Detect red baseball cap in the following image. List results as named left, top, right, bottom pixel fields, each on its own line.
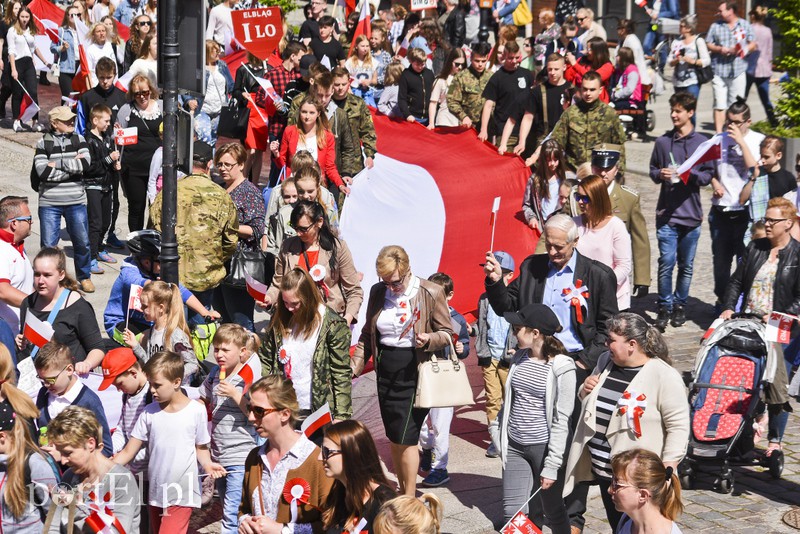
left=99, top=347, right=138, bottom=391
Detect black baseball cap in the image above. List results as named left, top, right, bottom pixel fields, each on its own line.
left=504, top=304, right=563, bottom=336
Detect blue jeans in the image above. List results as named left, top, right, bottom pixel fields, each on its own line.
left=216, top=464, right=245, bottom=534
left=745, top=74, right=776, bottom=125
left=657, top=223, right=701, bottom=310
left=675, top=85, right=700, bottom=125
left=214, top=284, right=255, bottom=332
left=187, top=288, right=215, bottom=327
left=39, top=203, right=92, bottom=281
left=708, top=207, right=750, bottom=301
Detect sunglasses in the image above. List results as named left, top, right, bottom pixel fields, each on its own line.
left=321, top=446, right=342, bottom=461
left=381, top=275, right=406, bottom=289
left=574, top=193, right=591, bottom=204
left=610, top=478, right=635, bottom=492
left=138, top=20, right=152, bottom=26
left=8, top=216, right=32, bottom=223
left=763, top=217, right=789, bottom=225
left=453, top=61, right=466, bottom=67
left=290, top=222, right=315, bottom=234
left=246, top=404, right=281, bottom=418
left=577, top=17, right=586, bottom=22
left=133, top=90, right=151, bottom=98
left=39, top=365, right=70, bottom=386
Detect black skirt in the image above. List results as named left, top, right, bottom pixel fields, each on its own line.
left=376, top=344, right=428, bottom=445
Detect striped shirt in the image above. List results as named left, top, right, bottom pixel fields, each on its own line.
left=201, top=368, right=257, bottom=466
left=33, top=133, right=91, bottom=207
left=508, top=356, right=552, bottom=445
left=111, top=384, right=150, bottom=476
left=587, top=364, right=643, bottom=479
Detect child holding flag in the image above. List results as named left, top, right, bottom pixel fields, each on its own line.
left=199, top=324, right=258, bottom=534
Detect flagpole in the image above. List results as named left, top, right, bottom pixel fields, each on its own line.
left=498, top=487, right=542, bottom=533
left=14, top=78, right=35, bottom=101
left=33, top=14, right=63, bottom=45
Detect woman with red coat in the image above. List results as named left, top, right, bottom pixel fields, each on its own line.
left=565, top=37, right=613, bottom=103
left=269, top=96, right=348, bottom=195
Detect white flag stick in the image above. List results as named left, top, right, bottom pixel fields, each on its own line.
left=490, top=196, right=501, bottom=252
left=498, top=486, right=542, bottom=534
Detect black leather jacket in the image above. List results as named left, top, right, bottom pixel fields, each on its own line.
left=723, top=237, right=800, bottom=318
left=443, top=7, right=466, bottom=48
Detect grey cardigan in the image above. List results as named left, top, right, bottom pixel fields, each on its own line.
left=489, top=351, right=576, bottom=480
left=475, top=293, right=517, bottom=362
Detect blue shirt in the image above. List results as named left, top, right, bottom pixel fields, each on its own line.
left=542, top=252, right=584, bottom=352
left=486, top=305, right=510, bottom=361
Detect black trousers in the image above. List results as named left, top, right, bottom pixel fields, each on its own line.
left=86, top=188, right=112, bottom=258
left=11, top=57, right=38, bottom=122
left=565, top=363, right=591, bottom=530
left=120, top=168, right=148, bottom=231
left=58, top=71, right=75, bottom=99
left=107, top=171, right=121, bottom=241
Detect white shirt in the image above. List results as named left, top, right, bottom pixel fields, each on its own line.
left=6, top=28, right=36, bottom=60
left=132, top=400, right=211, bottom=508
left=297, top=132, right=319, bottom=162
left=715, top=129, right=765, bottom=208
left=376, top=275, right=421, bottom=348
left=206, top=3, right=234, bottom=46
left=280, top=305, right=325, bottom=410
left=202, top=67, right=228, bottom=115
left=128, top=57, right=158, bottom=85
left=86, top=41, right=117, bottom=85
left=47, top=380, right=84, bottom=420
left=0, top=240, right=33, bottom=332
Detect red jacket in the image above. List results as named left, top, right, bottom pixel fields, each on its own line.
left=278, top=125, right=343, bottom=188
left=565, top=59, right=613, bottom=103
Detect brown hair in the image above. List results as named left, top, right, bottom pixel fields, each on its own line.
left=383, top=60, right=405, bottom=86
left=13, top=7, right=37, bottom=35
left=0, top=195, right=28, bottom=230
left=61, top=4, right=79, bottom=27
left=749, top=5, right=767, bottom=22
left=137, top=33, right=156, bottom=60
left=585, top=37, right=610, bottom=70
left=616, top=46, right=635, bottom=71
left=3, top=1, right=22, bottom=26
left=215, top=142, right=248, bottom=166
left=607, top=312, right=671, bottom=364
left=407, top=47, right=427, bottom=63
left=128, top=14, right=153, bottom=57
left=534, top=139, right=568, bottom=201
left=611, top=448, right=683, bottom=520
left=375, top=245, right=410, bottom=279
left=33, top=341, right=74, bottom=371
left=538, top=8, right=555, bottom=26
left=143, top=350, right=185, bottom=383
left=295, top=96, right=330, bottom=148
left=579, top=175, right=612, bottom=227
left=322, top=420, right=392, bottom=529
left=248, top=375, right=300, bottom=426
left=373, top=494, right=443, bottom=534
left=761, top=135, right=784, bottom=155
left=290, top=151, right=319, bottom=174
left=33, top=247, right=80, bottom=292
left=270, top=268, right=324, bottom=339
left=48, top=405, right=103, bottom=449
left=213, top=323, right=252, bottom=350
left=89, top=103, right=112, bottom=124
left=127, top=73, right=159, bottom=101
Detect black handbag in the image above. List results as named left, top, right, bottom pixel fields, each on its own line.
left=224, top=247, right=267, bottom=288
left=217, top=99, right=250, bottom=140
left=694, top=38, right=714, bottom=85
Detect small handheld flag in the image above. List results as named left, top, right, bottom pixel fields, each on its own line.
left=301, top=403, right=333, bottom=437
left=24, top=312, right=54, bottom=349
left=490, top=196, right=501, bottom=251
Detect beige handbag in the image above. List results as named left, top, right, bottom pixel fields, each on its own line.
left=415, top=338, right=474, bottom=408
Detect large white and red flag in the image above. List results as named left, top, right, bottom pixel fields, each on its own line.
left=23, top=312, right=54, bottom=349
left=71, top=17, right=93, bottom=94
left=341, top=112, right=535, bottom=340
left=351, top=0, right=371, bottom=42
left=676, top=133, right=724, bottom=184
left=18, top=83, right=40, bottom=123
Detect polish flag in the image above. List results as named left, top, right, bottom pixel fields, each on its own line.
left=489, top=196, right=500, bottom=226
left=34, top=15, right=60, bottom=44
left=19, top=89, right=40, bottom=124
left=502, top=512, right=542, bottom=534
left=127, top=284, right=143, bottom=313
left=71, top=17, right=93, bottom=94
left=301, top=403, right=333, bottom=437
left=733, top=26, right=748, bottom=57
left=766, top=312, right=796, bottom=344
left=634, top=0, right=647, bottom=7
left=702, top=318, right=724, bottom=340
left=234, top=353, right=261, bottom=394
left=397, top=34, right=410, bottom=57
left=23, top=312, right=54, bottom=349
left=253, top=75, right=282, bottom=105
left=114, top=69, right=135, bottom=93
left=245, top=92, right=269, bottom=152
left=245, top=272, right=268, bottom=303
left=341, top=112, right=534, bottom=332
left=676, top=133, right=724, bottom=185
left=351, top=0, right=371, bottom=43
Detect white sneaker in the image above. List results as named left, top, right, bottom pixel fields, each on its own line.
left=12, top=120, right=22, bottom=132
left=32, top=122, right=45, bottom=132
left=486, top=443, right=499, bottom=458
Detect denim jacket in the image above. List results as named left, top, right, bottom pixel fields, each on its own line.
left=51, top=27, right=78, bottom=74
left=494, top=0, right=521, bottom=26
left=114, top=0, right=143, bottom=27
left=182, top=60, right=234, bottom=111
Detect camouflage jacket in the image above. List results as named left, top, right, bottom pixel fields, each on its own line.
left=333, top=94, right=378, bottom=173
left=149, top=173, right=239, bottom=293
left=259, top=307, right=353, bottom=419
left=288, top=93, right=360, bottom=176
left=447, top=66, right=493, bottom=124
left=549, top=100, right=627, bottom=174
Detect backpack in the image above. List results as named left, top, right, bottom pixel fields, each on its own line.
left=24, top=450, right=62, bottom=522
left=29, top=133, right=82, bottom=192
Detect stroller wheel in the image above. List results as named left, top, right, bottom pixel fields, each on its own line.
left=715, top=476, right=734, bottom=494
left=646, top=110, right=656, bottom=132
left=679, top=472, right=694, bottom=490
left=768, top=450, right=784, bottom=479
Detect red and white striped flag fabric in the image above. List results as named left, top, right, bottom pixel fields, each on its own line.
left=23, top=312, right=54, bottom=349
left=634, top=0, right=647, bottom=7
left=676, top=133, right=724, bottom=184
left=19, top=89, right=40, bottom=123
left=397, top=34, right=410, bottom=57
left=301, top=403, right=333, bottom=437
left=489, top=196, right=500, bottom=226
left=71, top=18, right=93, bottom=94
left=234, top=353, right=260, bottom=394
left=245, top=272, right=268, bottom=303
left=351, top=0, right=371, bottom=43
left=115, top=69, right=135, bottom=93
left=127, top=284, right=143, bottom=313
left=34, top=15, right=60, bottom=44
left=245, top=92, right=269, bottom=151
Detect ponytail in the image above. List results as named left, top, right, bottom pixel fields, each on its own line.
left=643, top=325, right=671, bottom=365
left=374, top=493, right=443, bottom=534
left=611, top=449, right=684, bottom=522
left=660, top=465, right=683, bottom=521
left=607, top=312, right=671, bottom=364
left=141, top=281, right=190, bottom=351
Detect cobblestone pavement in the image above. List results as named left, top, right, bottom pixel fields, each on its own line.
left=0, top=73, right=796, bottom=534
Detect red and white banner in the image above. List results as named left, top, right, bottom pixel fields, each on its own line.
left=72, top=17, right=93, bottom=94
left=301, top=403, right=333, bottom=437
left=766, top=312, right=795, bottom=344
left=245, top=272, right=268, bottom=303
left=23, top=312, right=54, bottom=349
left=127, top=284, right=143, bottom=312
left=351, top=0, right=371, bottom=42
left=114, top=127, right=139, bottom=146
left=34, top=15, right=59, bottom=44
left=115, top=70, right=136, bottom=93
left=231, top=7, right=284, bottom=61
left=502, top=512, right=542, bottom=534
left=397, top=35, right=410, bottom=57
left=341, top=112, right=534, bottom=338
left=676, top=133, right=724, bottom=184
left=634, top=0, right=648, bottom=7
left=245, top=92, right=269, bottom=151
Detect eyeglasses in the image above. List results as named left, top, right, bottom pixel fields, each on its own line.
left=69, top=13, right=80, bottom=18
left=290, top=222, right=315, bottom=234
left=246, top=404, right=281, bottom=418
left=381, top=274, right=406, bottom=289
left=763, top=217, right=789, bottom=225
left=577, top=17, right=586, bottom=22
left=8, top=216, right=32, bottom=224
left=138, top=20, right=152, bottom=26
left=39, top=365, right=70, bottom=386
left=610, top=478, right=635, bottom=492
left=133, top=90, right=151, bottom=98
left=216, top=161, right=237, bottom=169
left=321, top=446, right=342, bottom=461
left=726, top=118, right=746, bottom=126
left=574, top=193, right=591, bottom=204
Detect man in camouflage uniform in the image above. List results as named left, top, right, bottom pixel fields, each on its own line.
left=149, top=141, right=238, bottom=313
left=447, top=41, right=492, bottom=128
left=549, top=71, right=627, bottom=173
left=331, top=66, right=378, bottom=175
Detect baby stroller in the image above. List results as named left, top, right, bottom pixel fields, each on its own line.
left=679, top=316, right=784, bottom=494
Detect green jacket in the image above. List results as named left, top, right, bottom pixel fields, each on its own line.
left=447, top=66, right=492, bottom=125
left=260, top=307, right=353, bottom=420
left=288, top=93, right=360, bottom=177
left=549, top=100, right=627, bottom=174
left=149, top=173, right=238, bottom=292
left=333, top=93, right=378, bottom=174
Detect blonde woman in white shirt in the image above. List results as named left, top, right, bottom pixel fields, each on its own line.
left=86, top=22, right=118, bottom=86
left=7, top=7, right=52, bottom=132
